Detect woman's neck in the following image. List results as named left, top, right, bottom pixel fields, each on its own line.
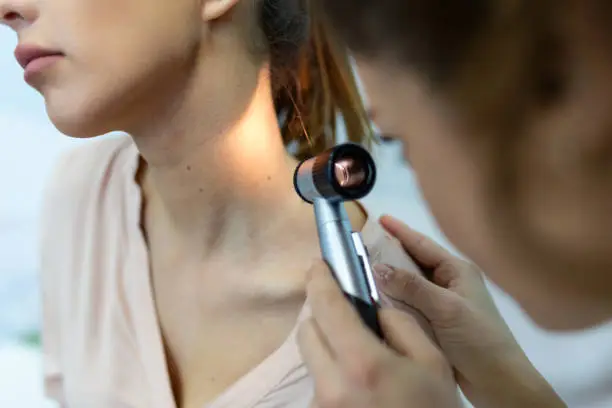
left=132, top=67, right=308, bottom=257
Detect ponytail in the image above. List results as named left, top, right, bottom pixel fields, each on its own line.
left=261, top=0, right=374, bottom=160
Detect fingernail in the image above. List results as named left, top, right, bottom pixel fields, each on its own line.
left=373, top=263, right=394, bottom=283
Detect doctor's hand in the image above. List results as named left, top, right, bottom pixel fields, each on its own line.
left=297, top=260, right=461, bottom=408
left=375, top=215, right=566, bottom=408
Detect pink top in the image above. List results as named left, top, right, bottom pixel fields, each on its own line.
left=39, top=135, right=426, bottom=408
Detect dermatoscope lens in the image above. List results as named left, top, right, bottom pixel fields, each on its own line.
left=293, top=143, right=376, bottom=203
left=334, top=158, right=366, bottom=188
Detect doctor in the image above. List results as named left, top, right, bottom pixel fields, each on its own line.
left=299, top=1, right=612, bottom=407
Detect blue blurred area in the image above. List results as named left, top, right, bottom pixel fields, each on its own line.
left=0, top=269, right=40, bottom=340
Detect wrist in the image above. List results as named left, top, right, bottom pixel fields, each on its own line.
left=488, top=355, right=566, bottom=408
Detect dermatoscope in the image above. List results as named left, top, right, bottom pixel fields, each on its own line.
left=293, top=143, right=382, bottom=338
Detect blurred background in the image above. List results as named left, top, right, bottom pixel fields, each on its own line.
left=2, top=28, right=612, bottom=407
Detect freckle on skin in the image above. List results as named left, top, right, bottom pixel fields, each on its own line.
left=267, top=175, right=271, bottom=181
left=186, top=165, right=191, bottom=171
left=199, top=188, right=204, bottom=193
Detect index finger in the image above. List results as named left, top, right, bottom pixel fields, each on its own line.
left=306, top=260, right=387, bottom=363
left=379, top=215, right=453, bottom=269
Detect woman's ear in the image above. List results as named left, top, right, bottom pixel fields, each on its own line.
left=202, top=0, right=240, bottom=21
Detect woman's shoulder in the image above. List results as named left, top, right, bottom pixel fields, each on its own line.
left=42, top=134, right=135, bottom=207
left=360, top=210, right=435, bottom=336
left=39, top=133, right=137, bottom=258
left=360, top=209, right=421, bottom=274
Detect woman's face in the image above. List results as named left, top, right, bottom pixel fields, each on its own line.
left=1, top=0, right=230, bottom=137
left=355, top=5, right=612, bottom=331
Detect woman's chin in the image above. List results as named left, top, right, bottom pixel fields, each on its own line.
left=46, top=109, right=113, bottom=139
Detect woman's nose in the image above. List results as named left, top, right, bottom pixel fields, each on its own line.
left=0, top=1, right=38, bottom=31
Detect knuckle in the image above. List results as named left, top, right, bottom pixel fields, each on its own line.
left=347, top=355, right=385, bottom=389
left=435, top=260, right=458, bottom=284
left=455, top=258, right=484, bottom=280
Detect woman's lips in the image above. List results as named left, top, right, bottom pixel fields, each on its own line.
left=14, top=44, right=64, bottom=83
